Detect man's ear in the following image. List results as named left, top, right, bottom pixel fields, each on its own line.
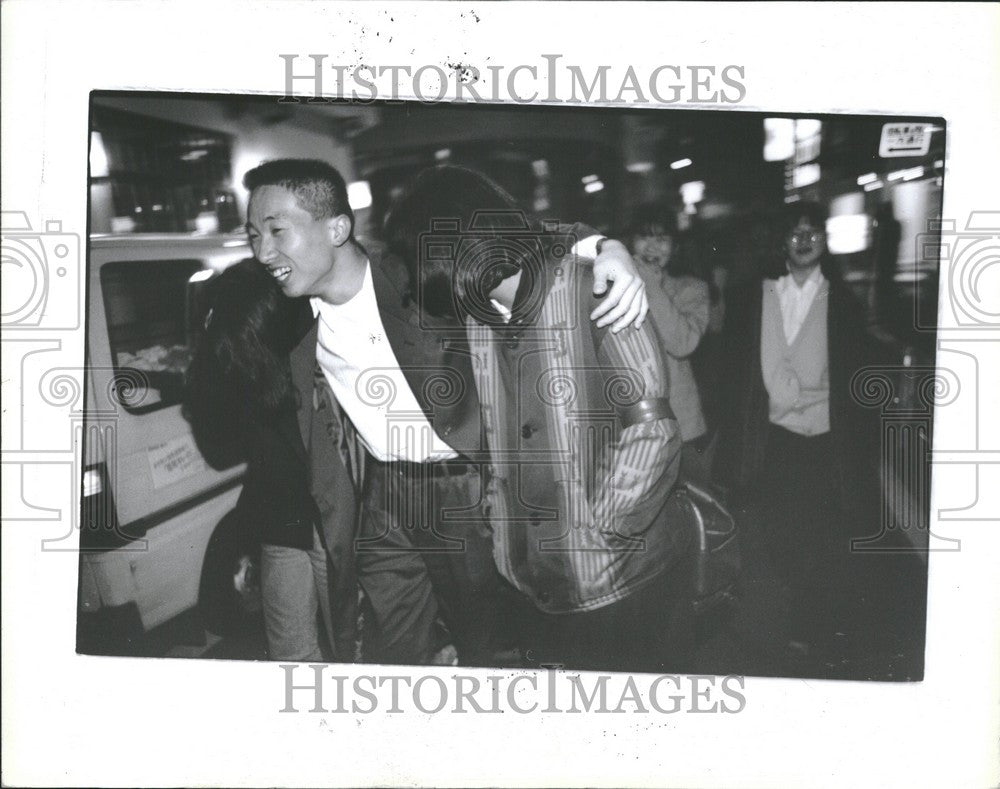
left=327, top=214, right=353, bottom=247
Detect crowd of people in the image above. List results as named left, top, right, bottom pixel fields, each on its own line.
left=184, top=158, right=893, bottom=675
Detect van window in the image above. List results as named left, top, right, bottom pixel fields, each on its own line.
left=100, top=259, right=215, bottom=414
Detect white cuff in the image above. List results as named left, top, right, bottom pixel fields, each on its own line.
left=571, top=234, right=605, bottom=260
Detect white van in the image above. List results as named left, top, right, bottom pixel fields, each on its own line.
left=78, top=232, right=255, bottom=655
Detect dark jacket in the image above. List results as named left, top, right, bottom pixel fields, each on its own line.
left=190, top=292, right=322, bottom=553
left=280, top=241, right=495, bottom=661
left=233, top=407, right=321, bottom=551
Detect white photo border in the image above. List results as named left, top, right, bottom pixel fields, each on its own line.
left=2, top=2, right=999, bottom=787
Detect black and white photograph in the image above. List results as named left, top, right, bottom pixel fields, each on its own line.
left=2, top=3, right=998, bottom=788
left=78, top=92, right=941, bottom=682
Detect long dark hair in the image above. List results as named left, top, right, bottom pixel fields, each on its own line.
left=383, top=165, right=534, bottom=322
left=184, top=259, right=301, bottom=468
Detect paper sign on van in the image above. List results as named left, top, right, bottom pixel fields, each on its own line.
left=879, top=123, right=932, bottom=158
left=147, top=435, right=205, bottom=489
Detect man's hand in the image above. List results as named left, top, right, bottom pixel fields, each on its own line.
left=589, top=239, right=649, bottom=332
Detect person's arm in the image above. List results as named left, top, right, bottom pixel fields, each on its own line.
left=568, top=227, right=649, bottom=333
left=588, top=320, right=683, bottom=535
left=643, top=272, right=710, bottom=358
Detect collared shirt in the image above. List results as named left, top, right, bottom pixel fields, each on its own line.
left=775, top=265, right=825, bottom=345
left=311, top=262, right=458, bottom=463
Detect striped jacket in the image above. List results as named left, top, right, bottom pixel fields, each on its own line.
left=467, top=255, right=688, bottom=614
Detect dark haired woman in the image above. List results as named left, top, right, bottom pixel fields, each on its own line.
left=185, top=259, right=341, bottom=662
left=629, top=205, right=712, bottom=483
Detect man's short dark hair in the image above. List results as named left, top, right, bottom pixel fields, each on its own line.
left=243, top=158, right=354, bottom=227
left=782, top=200, right=829, bottom=235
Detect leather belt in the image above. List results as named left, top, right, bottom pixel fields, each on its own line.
left=370, top=457, right=476, bottom=479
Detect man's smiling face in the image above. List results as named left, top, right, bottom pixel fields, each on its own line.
left=246, top=184, right=340, bottom=299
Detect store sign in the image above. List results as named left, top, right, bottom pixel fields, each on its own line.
left=879, top=123, right=932, bottom=158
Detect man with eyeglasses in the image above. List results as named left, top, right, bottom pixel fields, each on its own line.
left=713, top=200, right=882, bottom=670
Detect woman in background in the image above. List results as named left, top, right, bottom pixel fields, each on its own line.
left=184, top=259, right=338, bottom=662
left=630, top=205, right=712, bottom=483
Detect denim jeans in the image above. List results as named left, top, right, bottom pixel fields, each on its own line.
left=260, top=529, right=333, bottom=662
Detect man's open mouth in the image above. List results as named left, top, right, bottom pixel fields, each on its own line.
left=268, top=266, right=291, bottom=282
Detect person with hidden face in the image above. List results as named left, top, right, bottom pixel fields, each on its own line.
left=239, top=158, right=651, bottom=666
left=384, top=165, right=695, bottom=672
left=185, top=259, right=347, bottom=662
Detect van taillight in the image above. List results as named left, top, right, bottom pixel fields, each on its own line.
left=79, top=462, right=129, bottom=551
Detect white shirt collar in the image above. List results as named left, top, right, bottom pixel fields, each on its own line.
left=777, top=264, right=823, bottom=294
left=775, top=265, right=826, bottom=345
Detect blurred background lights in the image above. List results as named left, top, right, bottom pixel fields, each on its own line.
left=763, top=118, right=796, bottom=162
left=792, top=163, right=821, bottom=188
left=827, top=214, right=872, bottom=254
left=680, top=180, right=705, bottom=206
left=90, top=131, right=109, bottom=178
left=888, top=166, right=924, bottom=182
left=826, top=192, right=871, bottom=254
left=347, top=180, right=373, bottom=211
left=794, top=118, right=822, bottom=140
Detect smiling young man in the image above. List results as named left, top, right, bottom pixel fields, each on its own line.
left=242, top=158, right=650, bottom=665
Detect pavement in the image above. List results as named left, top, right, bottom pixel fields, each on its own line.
left=200, top=500, right=928, bottom=682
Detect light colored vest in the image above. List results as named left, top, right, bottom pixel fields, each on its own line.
left=760, top=280, right=831, bottom=436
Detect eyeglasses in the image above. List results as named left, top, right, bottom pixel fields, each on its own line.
left=790, top=229, right=825, bottom=241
